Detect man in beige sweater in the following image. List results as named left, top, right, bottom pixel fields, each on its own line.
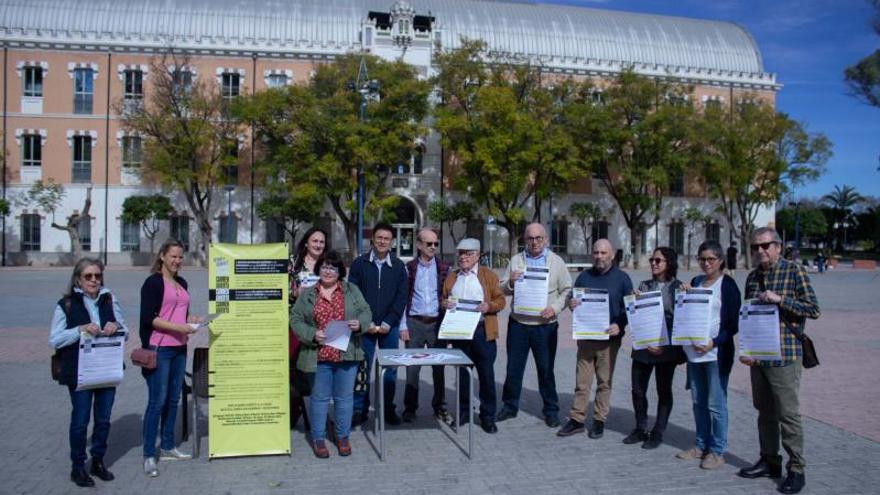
left=498, top=223, right=572, bottom=427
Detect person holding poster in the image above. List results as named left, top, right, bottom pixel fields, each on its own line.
left=348, top=222, right=408, bottom=426
left=499, top=223, right=571, bottom=428
left=441, top=238, right=506, bottom=434
left=49, top=258, right=127, bottom=487
left=290, top=251, right=372, bottom=458
left=676, top=240, right=741, bottom=471
left=140, top=239, right=203, bottom=477
left=738, top=228, right=820, bottom=495
left=624, top=247, right=685, bottom=450
left=288, top=227, right=328, bottom=429
left=558, top=239, right=632, bottom=440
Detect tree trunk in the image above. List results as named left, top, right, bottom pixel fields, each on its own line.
left=740, top=223, right=752, bottom=269
left=196, top=215, right=212, bottom=267
left=686, top=233, right=693, bottom=271
left=630, top=228, right=641, bottom=269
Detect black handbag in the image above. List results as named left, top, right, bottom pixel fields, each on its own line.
left=794, top=330, right=819, bottom=369
left=51, top=351, right=62, bottom=382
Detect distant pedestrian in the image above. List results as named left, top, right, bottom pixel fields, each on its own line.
left=815, top=251, right=825, bottom=274
left=726, top=242, right=738, bottom=277
left=50, top=258, right=127, bottom=487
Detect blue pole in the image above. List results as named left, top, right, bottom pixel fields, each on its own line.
left=356, top=97, right=366, bottom=255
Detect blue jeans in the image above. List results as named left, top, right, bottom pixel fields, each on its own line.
left=353, top=325, right=399, bottom=417
left=143, top=345, right=187, bottom=457
left=687, top=361, right=728, bottom=454
left=451, top=323, right=498, bottom=421
left=68, top=385, right=116, bottom=468
left=310, top=361, right=358, bottom=441
left=501, top=319, right=559, bottom=418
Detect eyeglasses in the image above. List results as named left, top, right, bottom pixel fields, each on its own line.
left=421, top=241, right=439, bottom=247
left=319, top=265, right=339, bottom=273
left=697, top=256, right=719, bottom=264
left=81, top=273, right=102, bottom=281
left=525, top=236, right=544, bottom=243
left=648, top=258, right=666, bottom=265
left=750, top=242, right=777, bottom=251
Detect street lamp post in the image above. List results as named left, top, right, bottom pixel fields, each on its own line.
left=348, top=57, right=380, bottom=256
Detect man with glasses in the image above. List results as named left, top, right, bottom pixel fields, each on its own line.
left=499, top=223, right=572, bottom=427
left=441, top=238, right=506, bottom=433
left=558, top=239, right=633, bottom=439
left=349, top=222, right=409, bottom=426
left=737, top=227, right=820, bottom=495
left=400, top=228, right=451, bottom=423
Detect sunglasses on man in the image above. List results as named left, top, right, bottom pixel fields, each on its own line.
left=750, top=242, right=777, bottom=251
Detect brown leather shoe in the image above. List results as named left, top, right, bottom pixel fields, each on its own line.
left=311, top=440, right=330, bottom=459
left=676, top=446, right=706, bottom=460
left=336, top=437, right=352, bottom=456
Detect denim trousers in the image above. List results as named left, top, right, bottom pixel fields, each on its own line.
left=450, top=323, right=497, bottom=421
left=353, top=325, right=399, bottom=417
left=687, top=360, right=728, bottom=454
left=143, top=345, right=187, bottom=457
left=310, top=361, right=358, bottom=441
left=67, top=385, right=116, bottom=468
left=501, top=319, right=559, bottom=418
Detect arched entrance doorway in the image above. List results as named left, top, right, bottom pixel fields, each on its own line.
left=391, top=197, right=419, bottom=259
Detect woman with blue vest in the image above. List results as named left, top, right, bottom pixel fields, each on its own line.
left=49, top=257, right=127, bottom=487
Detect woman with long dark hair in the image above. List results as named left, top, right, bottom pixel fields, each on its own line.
left=49, top=257, right=126, bottom=487
left=140, top=239, right=202, bottom=477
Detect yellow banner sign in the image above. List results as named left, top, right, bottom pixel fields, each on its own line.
left=208, top=243, right=290, bottom=458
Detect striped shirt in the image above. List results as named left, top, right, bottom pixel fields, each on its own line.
left=744, top=258, right=820, bottom=367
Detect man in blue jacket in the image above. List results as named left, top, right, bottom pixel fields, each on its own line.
left=349, top=222, right=409, bottom=425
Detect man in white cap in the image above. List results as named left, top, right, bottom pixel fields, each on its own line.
left=441, top=238, right=506, bottom=434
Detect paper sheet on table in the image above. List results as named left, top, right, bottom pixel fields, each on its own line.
left=383, top=351, right=462, bottom=366
left=625, top=291, right=668, bottom=350
left=512, top=266, right=550, bottom=316
left=324, top=320, right=352, bottom=351
left=438, top=298, right=482, bottom=340
left=572, top=288, right=610, bottom=340
left=76, top=331, right=126, bottom=391
left=738, top=300, right=782, bottom=361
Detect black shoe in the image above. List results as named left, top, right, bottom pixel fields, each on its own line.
left=402, top=410, right=416, bottom=423
left=480, top=419, right=498, bottom=434
left=557, top=419, right=586, bottom=437
left=70, top=467, right=95, bottom=488
left=778, top=471, right=805, bottom=494
left=434, top=407, right=450, bottom=422
left=738, top=459, right=783, bottom=479
left=622, top=429, right=648, bottom=445
left=385, top=410, right=402, bottom=426
left=642, top=431, right=663, bottom=449
left=496, top=408, right=518, bottom=422
left=89, top=458, right=114, bottom=481
left=588, top=420, right=605, bottom=439
left=544, top=415, right=561, bottom=428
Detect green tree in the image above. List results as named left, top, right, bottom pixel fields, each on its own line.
left=235, top=54, right=429, bottom=256
left=569, top=202, right=603, bottom=251
left=118, top=51, right=242, bottom=264
left=853, top=203, right=880, bottom=251
left=822, top=184, right=865, bottom=251
left=121, top=194, right=173, bottom=253
left=682, top=206, right=710, bottom=271
left=0, top=198, right=9, bottom=217
left=696, top=99, right=831, bottom=266
left=844, top=1, right=880, bottom=108
left=24, top=179, right=91, bottom=260
left=433, top=39, right=582, bottom=255
left=776, top=204, right=828, bottom=247
left=567, top=70, right=696, bottom=268
left=255, top=190, right=322, bottom=249
left=427, top=199, right=476, bottom=247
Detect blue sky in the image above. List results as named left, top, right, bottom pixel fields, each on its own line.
left=537, top=0, right=880, bottom=200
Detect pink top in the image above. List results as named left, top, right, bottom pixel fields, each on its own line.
left=150, top=279, right=190, bottom=347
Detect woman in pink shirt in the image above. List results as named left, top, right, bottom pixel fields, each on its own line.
left=138, top=239, right=201, bottom=477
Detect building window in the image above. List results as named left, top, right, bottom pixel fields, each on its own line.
left=22, top=134, right=42, bottom=168
left=590, top=89, right=605, bottom=106
left=122, top=136, right=142, bottom=168
left=20, top=214, right=41, bottom=251
left=669, top=172, right=684, bottom=197
left=121, top=221, right=140, bottom=252
left=170, top=215, right=190, bottom=251
left=224, top=142, right=238, bottom=184
left=705, top=222, right=720, bottom=242
left=219, top=216, right=237, bottom=243
left=72, top=135, right=92, bottom=183
left=221, top=72, right=240, bottom=99
left=124, top=69, right=144, bottom=99
left=73, top=68, right=94, bottom=114
left=78, top=216, right=92, bottom=252
left=265, top=218, right=286, bottom=243
left=266, top=74, right=288, bottom=88
left=550, top=219, right=568, bottom=255
left=24, top=66, right=43, bottom=97
left=172, top=68, right=193, bottom=96
left=413, top=143, right=425, bottom=175
left=591, top=220, right=609, bottom=242
left=668, top=221, right=684, bottom=255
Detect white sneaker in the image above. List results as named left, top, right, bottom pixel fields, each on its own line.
left=159, top=448, right=192, bottom=461
left=143, top=457, right=159, bottom=477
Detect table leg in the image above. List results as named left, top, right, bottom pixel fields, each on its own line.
left=466, top=365, right=473, bottom=459
left=455, top=364, right=460, bottom=430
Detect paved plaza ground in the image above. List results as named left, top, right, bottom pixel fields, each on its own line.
left=1, top=266, right=878, bottom=494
